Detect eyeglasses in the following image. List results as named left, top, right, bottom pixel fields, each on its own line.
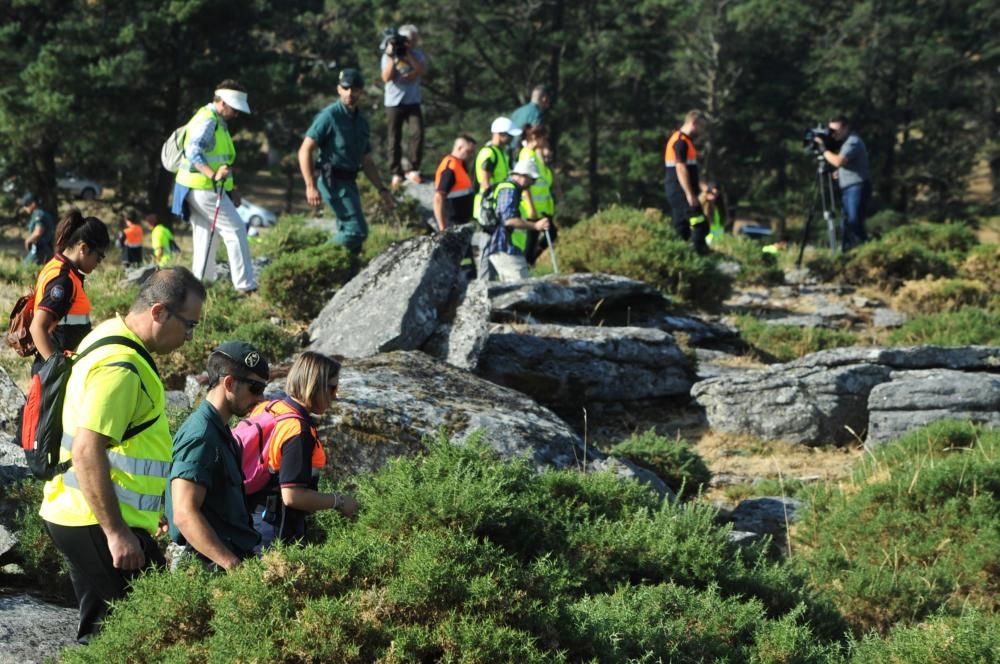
left=165, top=306, right=199, bottom=331
left=236, top=376, right=267, bottom=396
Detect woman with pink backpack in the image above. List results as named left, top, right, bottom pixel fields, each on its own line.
left=239, top=351, right=358, bottom=549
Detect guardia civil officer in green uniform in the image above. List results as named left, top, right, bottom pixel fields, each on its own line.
left=298, top=68, right=395, bottom=254
left=166, top=342, right=269, bottom=571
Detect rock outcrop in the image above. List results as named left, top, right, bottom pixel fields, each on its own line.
left=309, top=227, right=471, bottom=358
left=0, top=594, right=78, bottom=664
left=693, top=346, right=1000, bottom=446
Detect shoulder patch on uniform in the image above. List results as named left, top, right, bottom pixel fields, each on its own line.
left=50, top=285, right=65, bottom=301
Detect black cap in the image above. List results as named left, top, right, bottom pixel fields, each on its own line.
left=339, top=68, right=364, bottom=88
left=20, top=193, right=36, bottom=206
left=213, top=341, right=269, bottom=381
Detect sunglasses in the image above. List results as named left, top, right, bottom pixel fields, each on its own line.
left=236, top=376, right=267, bottom=396
left=165, top=306, right=199, bottom=331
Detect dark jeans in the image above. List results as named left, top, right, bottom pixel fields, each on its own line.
left=44, top=521, right=165, bottom=644
left=386, top=103, right=424, bottom=177
left=840, top=181, right=871, bottom=251
left=523, top=219, right=559, bottom=266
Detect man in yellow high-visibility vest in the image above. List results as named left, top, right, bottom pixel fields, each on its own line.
left=39, top=268, right=206, bottom=643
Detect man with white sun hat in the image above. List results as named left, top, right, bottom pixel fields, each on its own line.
left=172, top=79, right=257, bottom=295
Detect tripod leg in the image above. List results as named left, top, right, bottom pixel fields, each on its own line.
left=796, top=177, right=824, bottom=268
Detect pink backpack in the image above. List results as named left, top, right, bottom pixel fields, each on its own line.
left=231, top=400, right=307, bottom=494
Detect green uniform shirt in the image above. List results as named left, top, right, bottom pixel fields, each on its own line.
left=166, top=400, right=259, bottom=559
left=28, top=208, right=55, bottom=257
left=305, top=99, right=371, bottom=171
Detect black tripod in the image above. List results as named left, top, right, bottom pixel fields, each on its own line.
left=796, top=155, right=840, bottom=267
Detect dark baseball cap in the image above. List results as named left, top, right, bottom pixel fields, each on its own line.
left=20, top=193, right=36, bottom=206
left=339, top=68, right=364, bottom=88
left=213, top=341, right=269, bottom=381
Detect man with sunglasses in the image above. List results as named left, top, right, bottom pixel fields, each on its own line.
left=166, top=341, right=269, bottom=571
left=39, top=267, right=206, bottom=643
left=297, top=68, right=394, bottom=256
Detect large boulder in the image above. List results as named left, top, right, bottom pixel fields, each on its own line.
left=309, top=227, right=471, bottom=358
left=422, top=278, right=491, bottom=371
left=866, top=370, right=1000, bottom=447
left=478, top=324, right=694, bottom=406
left=693, top=346, right=1000, bottom=446
left=0, top=594, right=78, bottom=664
left=693, top=362, right=891, bottom=445
left=488, top=273, right=669, bottom=322
left=0, top=366, right=25, bottom=438
left=273, top=351, right=671, bottom=498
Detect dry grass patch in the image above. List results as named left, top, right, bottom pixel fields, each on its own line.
left=892, top=276, right=989, bottom=314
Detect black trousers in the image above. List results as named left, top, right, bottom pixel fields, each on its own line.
left=385, top=103, right=424, bottom=176
left=45, top=521, right=165, bottom=644
left=523, top=218, right=559, bottom=266
left=665, top=187, right=709, bottom=254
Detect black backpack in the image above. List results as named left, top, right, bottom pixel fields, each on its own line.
left=477, top=181, right=517, bottom=234
left=19, top=335, right=160, bottom=481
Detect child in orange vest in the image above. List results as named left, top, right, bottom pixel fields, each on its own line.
left=118, top=207, right=144, bottom=267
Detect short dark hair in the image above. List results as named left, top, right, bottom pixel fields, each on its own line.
left=123, top=207, right=140, bottom=223
left=829, top=115, right=849, bottom=126
left=458, top=133, right=477, bottom=145
left=206, top=351, right=251, bottom=389
left=130, top=267, right=206, bottom=314
left=213, top=79, right=246, bottom=99
left=55, top=209, right=110, bottom=253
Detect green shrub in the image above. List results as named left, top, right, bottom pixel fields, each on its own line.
left=361, top=222, right=422, bottom=265
left=883, top=222, right=978, bottom=255
left=556, top=205, right=733, bottom=310
left=795, top=421, right=1000, bottom=635
left=259, top=243, right=354, bottom=321
left=960, top=243, right=1000, bottom=291
left=892, top=277, right=990, bottom=314
left=804, top=249, right=844, bottom=283
left=254, top=214, right=328, bottom=256
left=610, top=428, right=712, bottom=498
left=887, top=307, right=1000, bottom=346
left=841, top=236, right=955, bottom=291
left=85, top=265, right=138, bottom=322
left=66, top=435, right=846, bottom=662
left=711, top=235, right=785, bottom=286
left=847, top=610, right=1000, bottom=663
left=866, top=209, right=909, bottom=239
left=733, top=315, right=859, bottom=363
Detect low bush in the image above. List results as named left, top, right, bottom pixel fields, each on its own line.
left=866, top=209, right=908, bottom=239
left=892, top=277, right=989, bottom=314
left=610, top=428, right=712, bottom=498
left=710, top=235, right=785, bottom=286
left=259, top=243, right=354, bottom=321
left=361, top=222, right=422, bottom=264
left=794, top=421, right=1000, bottom=635
left=887, top=307, right=1000, bottom=346
left=804, top=248, right=843, bottom=282
left=254, top=215, right=328, bottom=256
left=883, top=222, right=978, bottom=255
left=841, top=236, right=955, bottom=291
left=732, top=315, right=859, bottom=363
left=556, top=205, right=733, bottom=310
left=846, top=610, right=1000, bottom=663
left=960, top=243, right=1000, bottom=291
left=65, top=435, right=846, bottom=662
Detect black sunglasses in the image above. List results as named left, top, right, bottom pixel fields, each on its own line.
left=235, top=376, right=267, bottom=395
left=165, top=306, right=199, bottom=331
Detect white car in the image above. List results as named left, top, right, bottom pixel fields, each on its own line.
left=236, top=199, right=277, bottom=227
left=57, top=174, right=102, bottom=200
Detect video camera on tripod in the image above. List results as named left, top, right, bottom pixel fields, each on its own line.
left=803, top=125, right=841, bottom=155
left=795, top=124, right=843, bottom=265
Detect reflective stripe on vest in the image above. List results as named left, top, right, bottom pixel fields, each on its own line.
left=59, top=314, right=91, bottom=326
left=33, top=255, right=91, bottom=318
left=175, top=106, right=236, bottom=191
left=61, top=469, right=164, bottom=513
left=435, top=155, right=474, bottom=199
left=663, top=130, right=698, bottom=167
left=60, top=432, right=171, bottom=477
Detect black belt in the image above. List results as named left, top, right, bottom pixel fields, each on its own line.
left=322, top=164, right=359, bottom=181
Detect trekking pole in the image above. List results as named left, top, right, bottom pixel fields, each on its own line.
left=544, top=228, right=559, bottom=274
left=198, top=179, right=225, bottom=280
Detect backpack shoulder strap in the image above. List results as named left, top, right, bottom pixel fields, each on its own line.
left=76, top=335, right=159, bottom=378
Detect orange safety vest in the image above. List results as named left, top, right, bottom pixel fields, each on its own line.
left=123, top=222, right=144, bottom=247
left=253, top=399, right=327, bottom=476
left=434, top=154, right=474, bottom=199
left=33, top=254, right=92, bottom=324
left=663, top=130, right=697, bottom=167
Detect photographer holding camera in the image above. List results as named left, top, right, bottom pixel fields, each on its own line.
left=381, top=24, right=427, bottom=188
left=816, top=115, right=871, bottom=251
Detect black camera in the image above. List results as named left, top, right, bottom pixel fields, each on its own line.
left=803, top=125, right=838, bottom=152
left=380, top=28, right=408, bottom=58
